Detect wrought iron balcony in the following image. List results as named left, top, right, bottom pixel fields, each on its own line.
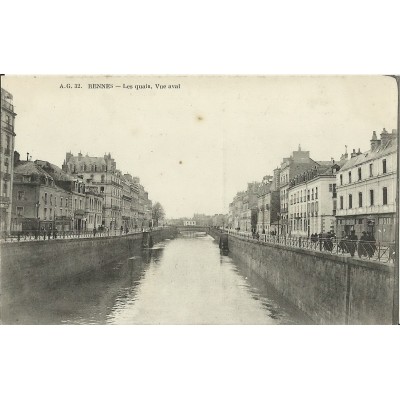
left=1, top=100, right=14, bottom=112
left=1, top=120, right=14, bottom=133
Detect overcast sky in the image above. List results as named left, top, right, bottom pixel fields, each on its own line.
left=3, top=76, right=397, bottom=218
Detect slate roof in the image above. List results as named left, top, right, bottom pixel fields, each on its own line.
left=339, top=138, right=397, bottom=172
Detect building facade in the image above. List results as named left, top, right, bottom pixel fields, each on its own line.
left=63, top=152, right=122, bottom=230
left=0, top=88, right=17, bottom=234
left=12, top=161, right=73, bottom=232
left=336, top=129, right=397, bottom=242
left=288, top=162, right=342, bottom=237
left=279, top=146, right=319, bottom=236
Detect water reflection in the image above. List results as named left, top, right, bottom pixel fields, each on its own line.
left=1, top=234, right=311, bottom=324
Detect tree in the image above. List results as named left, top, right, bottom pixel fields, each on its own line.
left=152, top=202, right=165, bottom=226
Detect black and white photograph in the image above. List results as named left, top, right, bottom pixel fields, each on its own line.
left=1, top=2, right=400, bottom=400
left=1, top=75, right=398, bottom=325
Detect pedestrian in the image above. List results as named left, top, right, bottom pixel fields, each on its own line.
left=42, top=227, right=46, bottom=240
left=366, top=232, right=376, bottom=258
left=358, top=231, right=368, bottom=258
left=347, top=230, right=358, bottom=257
left=47, top=228, right=51, bottom=240
left=93, top=226, right=97, bottom=237
left=53, top=227, right=58, bottom=239
left=339, top=232, right=347, bottom=254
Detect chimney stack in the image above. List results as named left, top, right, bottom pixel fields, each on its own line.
left=370, top=130, right=381, bottom=151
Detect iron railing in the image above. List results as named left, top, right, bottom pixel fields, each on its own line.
left=0, top=226, right=166, bottom=243
left=223, top=229, right=396, bottom=264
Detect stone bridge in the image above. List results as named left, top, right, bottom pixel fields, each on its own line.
left=176, top=225, right=211, bottom=233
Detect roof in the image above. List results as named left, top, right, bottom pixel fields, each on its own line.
left=339, top=138, right=397, bottom=172
left=35, top=160, right=75, bottom=182
left=14, top=161, right=54, bottom=180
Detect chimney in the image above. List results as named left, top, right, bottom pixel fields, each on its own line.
left=65, top=151, right=73, bottom=163
left=14, top=150, right=20, bottom=166
left=350, top=148, right=358, bottom=158
left=370, top=130, right=381, bottom=151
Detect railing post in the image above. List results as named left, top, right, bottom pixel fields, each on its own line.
left=378, top=242, right=381, bottom=261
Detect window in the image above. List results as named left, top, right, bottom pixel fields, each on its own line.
left=315, top=187, right=318, bottom=199
left=358, top=192, right=362, bottom=207
left=16, top=206, right=24, bottom=217
left=50, top=194, right=53, bottom=205
left=101, top=175, right=105, bottom=183
left=370, top=190, right=374, bottom=206
left=307, top=189, right=310, bottom=200
left=383, top=187, right=388, bottom=205
left=382, top=159, right=387, bottom=174
left=348, top=171, right=352, bottom=183
left=44, top=192, right=48, bottom=204
left=369, top=163, right=373, bottom=177
left=54, top=196, right=57, bottom=207
left=17, top=191, right=24, bottom=200
left=60, top=208, right=63, bottom=216
left=349, top=194, right=353, bottom=209
left=340, top=196, right=343, bottom=209
left=44, top=208, right=47, bottom=218
left=329, top=184, right=333, bottom=192
left=358, top=167, right=362, bottom=181
left=340, top=174, right=343, bottom=185
left=311, top=188, right=314, bottom=200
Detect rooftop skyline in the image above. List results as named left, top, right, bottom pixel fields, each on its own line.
left=2, top=75, right=397, bottom=218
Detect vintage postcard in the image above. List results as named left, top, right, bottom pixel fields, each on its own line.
left=0, top=75, right=398, bottom=324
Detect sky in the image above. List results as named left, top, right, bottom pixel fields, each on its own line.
left=2, top=75, right=398, bottom=218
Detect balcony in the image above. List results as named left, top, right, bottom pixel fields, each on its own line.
left=1, top=100, right=14, bottom=112
left=1, top=120, right=14, bottom=133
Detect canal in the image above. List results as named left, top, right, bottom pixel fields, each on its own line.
left=1, top=233, right=311, bottom=324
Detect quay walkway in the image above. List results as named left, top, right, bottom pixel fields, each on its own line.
left=221, top=229, right=396, bottom=264
left=0, top=226, right=167, bottom=244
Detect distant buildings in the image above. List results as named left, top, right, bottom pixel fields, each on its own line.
left=183, top=220, right=196, bottom=226
left=257, top=173, right=280, bottom=234
left=0, top=88, right=17, bottom=234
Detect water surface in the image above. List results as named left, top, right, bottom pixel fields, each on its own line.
left=2, top=233, right=311, bottom=324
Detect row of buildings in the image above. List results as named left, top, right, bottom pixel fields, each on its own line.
left=228, top=131, right=398, bottom=242
left=0, top=88, right=155, bottom=234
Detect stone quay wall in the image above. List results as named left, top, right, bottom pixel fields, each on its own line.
left=0, top=227, right=177, bottom=295
left=210, top=230, right=395, bottom=324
